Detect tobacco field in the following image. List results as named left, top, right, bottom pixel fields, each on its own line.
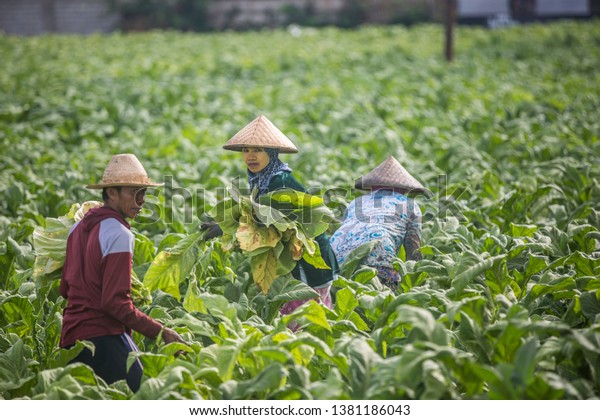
left=0, top=20, right=599, bottom=399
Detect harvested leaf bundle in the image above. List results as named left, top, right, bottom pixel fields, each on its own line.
left=209, top=187, right=336, bottom=294
left=33, top=201, right=103, bottom=280
left=32, top=201, right=152, bottom=305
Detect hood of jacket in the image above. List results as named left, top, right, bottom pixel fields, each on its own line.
left=79, top=205, right=130, bottom=232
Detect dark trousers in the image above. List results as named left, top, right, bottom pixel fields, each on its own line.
left=69, top=333, right=143, bottom=392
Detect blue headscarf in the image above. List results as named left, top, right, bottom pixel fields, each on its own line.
left=247, top=148, right=291, bottom=197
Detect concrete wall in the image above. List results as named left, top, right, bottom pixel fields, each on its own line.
left=0, top=0, right=119, bottom=36
left=0, top=0, right=596, bottom=36
left=535, top=0, right=589, bottom=16
left=208, top=0, right=344, bottom=29
left=458, top=0, right=510, bottom=17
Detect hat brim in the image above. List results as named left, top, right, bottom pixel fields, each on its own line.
left=86, top=182, right=164, bottom=189
left=223, top=144, right=298, bottom=154
left=355, top=180, right=433, bottom=198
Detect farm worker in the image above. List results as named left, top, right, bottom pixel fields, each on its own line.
left=329, top=156, right=429, bottom=291
left=203, top=114, right=339, bottom=315
left=59, top=154, right=185, bottom=392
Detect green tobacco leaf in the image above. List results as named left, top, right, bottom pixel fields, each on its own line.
left=69, top=201, right=104, bottom=222
left=293, top=225, right=316, bottom=255
left=348, top=313, right=370, bottom=331
left=525, top=254, right=548, bottom=279
left=510, top=223, right=538, bottom=237
left=394, top=305, right=448, bottom=346
left=285, top=231, right=304, bottom=260
left=457, top=311, right=489, bottom=361
left=302, top=239, right=330, bottom=269
left=236, top=221, right=281, bottom=252
left=268, top=276, right=319, bottom=302
left=184, top=286, right=239, bottom=324
left=128, top=352, right=169, bottom=378
left=48, top=341, right=96, bottom=369
left=564, top=251, right=600, bottom=277
left=579, top=292, right=600, bottom=321
left=276, top=246, right=299, bottom=277
left=251, top=248, right=279, bottom=294
left=335, top=287, right=358, bottom=319
left=342, top=338, right=382, bottom=399
left=220, top=363, right=287, bottom=399
left=338, top=240, right=379, bottom=278
left=31, top=364, right=106, bottom=399
left=0, top=338, right=39, bottom=396
left=251, top=200, right=296, bottom=232
left=157, top=233, right=187, bottom=253
left=209, top=198, right=236, bottom=223
left=282, top=300, right=331, bottom=331
left=221, top=205, right=242, bottom=237
left=31, top=201, right=103, bottom=280
left=133, top=364, right=207, bottom=400
left=217, top=345, right=241, bottom=381
left=32, top=220, right=72, bottom=279
left=32, top=218, right=72, bottom=262
left=292, top=206, right=336, bottom=237
left=182, top=280, right=206, bottom=313
left=143, top=232, right=203, bottom=299
left=262, top=189, right=324, bottom=208
left=451, top=251, right=506, bottom=294
left=130, top=269, right=152, bottom=306
left=352, top=266, right=377, bottom=284
left=133, top=230, right=156, bottom=267
left=524, top=272, right=576, bottom=304
left=210, top=199, right=241, bottom=236
left=501, top=186, right=554, bottom=227
left=511, top=339, right=538, bottom=387
left=175, top=314, right=217, bottom=340
left=1, top=296, right=35, bottom=337
left=249, top=347, right=294, bottom=364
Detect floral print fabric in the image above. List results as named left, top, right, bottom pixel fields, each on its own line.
left=329, top=189, right=422, bottom=271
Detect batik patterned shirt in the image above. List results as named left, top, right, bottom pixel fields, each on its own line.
left=329, top=189, right=422, bottom=269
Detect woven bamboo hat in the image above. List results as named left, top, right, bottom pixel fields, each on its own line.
left=86, top=154, right=163, bottom=189
left=223, top=114, right=298, bottom=153
left=355, top=156, right=431, bottom=196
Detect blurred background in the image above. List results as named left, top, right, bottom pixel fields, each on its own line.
left=1, top=0, right=599, bottom=36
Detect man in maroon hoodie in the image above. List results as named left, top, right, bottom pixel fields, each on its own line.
left=60, top=154, right=185, bottom=392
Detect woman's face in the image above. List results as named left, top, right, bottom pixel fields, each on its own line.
left=242, top=147, right=270, bottom=173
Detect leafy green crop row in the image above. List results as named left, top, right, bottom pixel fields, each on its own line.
left=0, top=21, right=599, bottom=399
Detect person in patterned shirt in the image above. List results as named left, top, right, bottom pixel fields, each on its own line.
left=329, top=156, right=429, bottom=291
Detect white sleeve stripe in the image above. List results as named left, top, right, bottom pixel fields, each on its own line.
left=98, top=218, right=134, bottom=257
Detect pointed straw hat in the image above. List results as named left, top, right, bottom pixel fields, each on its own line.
left=355, top=156, right=431, bottom=196
left=86, top=154, right=163, bottom=189
left=223, top=114, right=298, bottom=153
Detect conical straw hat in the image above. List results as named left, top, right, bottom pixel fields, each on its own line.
left=355, top=156, right=431, bottom=196
left=223, top=114, right=298, bottom=153
left=86, top=154, right=163, bottom=189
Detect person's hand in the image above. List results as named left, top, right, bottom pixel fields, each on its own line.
left=162, top=327, right=185, bottom=344
left=162, top=327, right=188, bottom=357
left=200, top=221, right=223, bottom=240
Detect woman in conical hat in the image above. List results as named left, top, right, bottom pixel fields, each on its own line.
left=217, top=114, right=339, bottom=315
left=329, top=156, right=428, bottom=291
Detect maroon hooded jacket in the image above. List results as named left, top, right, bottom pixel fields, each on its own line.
left=59, top=206, right=162, bottom=348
